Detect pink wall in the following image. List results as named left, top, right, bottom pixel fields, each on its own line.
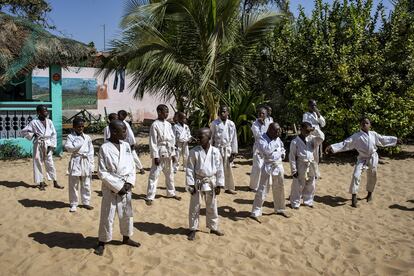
left=32, top=67, right=175, bottom=122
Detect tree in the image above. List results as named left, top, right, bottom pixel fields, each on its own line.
left=0, top=0, right=53, bottom=28
left=101, top=0, right=282, bottom=121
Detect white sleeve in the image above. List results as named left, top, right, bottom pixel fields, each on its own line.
left=374, top=132, right=397, bottom=147
left=125, top=145, right=136, bottom=186
left=302, top=113, right=309, bottom=123
left=88, top=137, right=94, bottom=172
left=318, top=115, right=326, bottom=128
left=50, top=121, right=57, bottom=147
left=21, top=121, right=34, bottom=140
left=251, top=123, right=262, bottom=141
left=98, top=147, right=125, bottom=193
left=215, top=150, right=225, bottom=187
left=289, top=140, right=298, bottom=175
left=331, top=135, right=355, bottom=153
left=231, top=123, right=238, bottom=154
left=64, top=135, right=83, bottom=153
left=257, top=137, right=276, bottom=156
left=186, top=150, right=196, bottom=187
left=149, top=123, right=159, bottom=159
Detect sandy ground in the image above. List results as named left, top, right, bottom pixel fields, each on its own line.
left=0, top=138, right=413, bottom=276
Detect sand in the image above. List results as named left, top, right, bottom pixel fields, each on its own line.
left=0, top=138, right=413, bottom=276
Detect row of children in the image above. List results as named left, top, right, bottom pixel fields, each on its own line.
left=20, top=102, right=400, bottom=256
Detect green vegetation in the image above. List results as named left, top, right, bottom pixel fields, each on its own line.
left=102, top=0, right=414, bottom=146
left=0, top=141, right=30, bottom=159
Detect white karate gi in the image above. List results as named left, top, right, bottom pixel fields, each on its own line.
left=64, top=132, right=94, bottom=207
left=123, top=120, right=144, bottom=170
left=303, top=112, right=326, bottom=175
left=146, top=119, right=177, bottom=200
left=21, top=118, right=57, bottom=184
left=264, top=116, right=274, bottom=128
left=186, top=145, right=224, bottom=231
left=173, top=123, right=192, bottom=172
left=330, top=130, right=397, bottom=194
left=249, top=119, right=268, bottom=191
left=251, top=134, right=286, bottom=217
left=210, top=119, right=238, bottom=191
left=98, top=141, right=136, bottom=242
left=289, top=131, right=324, bottom=208
left=103, top=126, right=110, bottom=142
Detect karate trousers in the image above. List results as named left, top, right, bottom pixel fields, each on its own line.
left=349, top=153, right=378, bottom=194
left=146, top=157, right=177, bottom=200
left=98, top=186, right=133, bottom=242
left=251, top=167, right=285, bottom=217
left=189, top=189, right=219, bottom=231
left=290, top=161, right=317, bottom=208
left=68, top=175, right=91, bottom=206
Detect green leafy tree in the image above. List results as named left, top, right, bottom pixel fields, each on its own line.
left=0, top=0, right=53, bottom=28
left=101, top=0, right=282, bottom=121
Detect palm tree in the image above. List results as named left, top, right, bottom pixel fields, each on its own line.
left=102, top=0, right=282, bottom=121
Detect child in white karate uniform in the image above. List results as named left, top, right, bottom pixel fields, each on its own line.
left=64, top=117, right=94, bottom=212
left=326, top=117, right=401, bottom=207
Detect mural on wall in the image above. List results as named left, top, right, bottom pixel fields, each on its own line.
left=32, top=77, right=98, bottom=109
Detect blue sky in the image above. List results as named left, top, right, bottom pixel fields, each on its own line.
left=48, top=0, right=395, bottom=51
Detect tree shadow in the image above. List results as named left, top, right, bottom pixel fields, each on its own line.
left=18, top=199, right=70, bottom=210
left=313, top=195, right=348, bottom=207
left=134, top=222, right=188, bottom=236
left=233, top=198, right=274, bottom=209
left=389, top=204, right=414, bottom=211
left=28, top=232, right=98, bottom=249
left=0, top=181, right=37, bottom=189
left=407, top=199, right=414, bottom=204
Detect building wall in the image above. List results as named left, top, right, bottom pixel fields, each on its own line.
left=32, top=67, right=175, bottom=122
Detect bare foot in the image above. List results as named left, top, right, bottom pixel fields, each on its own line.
left=210, top=229, right=224, bottom=236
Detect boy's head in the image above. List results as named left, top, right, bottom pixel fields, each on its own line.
left=257, top=107, right=267, bottom=122
left=300, top=121, right=314, bottom=137
left=218, top=105, right=229, bottom=121
left=156, top=104, right=169, bottom=120
left=36, top=105, right=48, bottom=119
left=308, top=99, right=317, bottom=112
left=173, top=112, right=179, bottom=123
left=108, top=113, right=118, bottom=123
left=264, top=105, right=272, bottom=116
left=197, top=127, right=211, bottom=146
left=177, top=112, right=187, bottom=124
left=360, top=117, right=371, bottom=132
left=109, top=120, right=127, bottom=141
left=117, top=110, right=128, bottom=121
left=72, top=117, right=85, bottom=135
left=267, top=122, right=281, bottom=140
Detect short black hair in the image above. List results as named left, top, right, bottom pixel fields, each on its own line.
left=108, top=113, right=118, bottom=121
left=157, top=104, right=168, bottom=112
left=257, top=106, right=267, bottom=113
left=308, top=99, right=316, bottom=105
left=109, top=119, right=126, bottom=132
left=36, top=105, right=47, bottom=112
left=218, top=105, right=228, bottom=114
left=118, top=110, right=127, bottom=118
left=72, top=116, right=85, bottom=127
left=360, top=116, right=370, bottom=123
left=197, top=127, right=211, bottom=138
left=300, top=121, right=312, bottom=129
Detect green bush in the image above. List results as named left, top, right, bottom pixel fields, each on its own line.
left=85, top=121, right=107, bottom=134
left=0, top=142, right=30, bottom=160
